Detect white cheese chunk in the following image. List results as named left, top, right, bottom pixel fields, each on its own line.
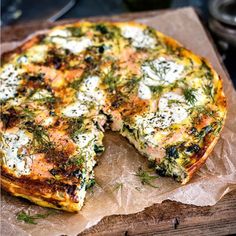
left=0, top=64, right=22, bottom=101
left=31, top=89, right=52, bottom=100
left=62, top=101, right=89, bottom=118
left=192, top=89, right=207, bottom=106
left=42, top=116, right=55, bottom=127
left=138, top=82, right=152, bottom=100
left=73, top=132, right=96, bottom=149
left=78, top=76, right=105, bottom=105
left=142, top=57, right=184, bottom=86
left=62, top=76, right=105, bottom=118
left=1, top=130, right=34, bottom=176
left=51, top=36, right=92, bottom=54
left=26, top=45, right=48, bottom=63
left=135, top=92, right=189, bottom=134
left=49, top=29, right=71, bottom=37
left=121, top=25, right=156, bottom=48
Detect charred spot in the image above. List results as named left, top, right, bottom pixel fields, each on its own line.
left=84, top=55, right=93, bottom=63
left=37, top=34, right=46, bottom=42
left=24, top=121, right=34, bottom=127
left=189, top=127, right=198, bottom=135
left=66, top=184, right=77, bottom=196
left=198, top=125, right=213, bottom=139
left=148, top=161, right=156, bottom=169
left=49, top=168, right=60, bottom=176
left=71, top=169, right=83, bottom=179
left=98, top=45, right=105, bottom=54
left=49, top=110, right=56, bottom=116
left=54, top=119, right=60, bottom=127
left=166, top=146, right=179, bottom=159
left=52, top=56, right=62, bottom=69
left=123, top=124, right=134, bottom=133
left=26, top=74, right=44, bottom=82
left=17, top=87, right=27, bottom=95
left=1, top=108, right=19, bottom=129
left=186, top=144, right=200, bottom=153
left=94, top=144, right=104, bottom=154
left=156, top=168, right=166, bottom=177
left=86, top=179, right=95, bottom=190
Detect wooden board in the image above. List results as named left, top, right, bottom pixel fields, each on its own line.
left=2, top=8, right=236, bottom=236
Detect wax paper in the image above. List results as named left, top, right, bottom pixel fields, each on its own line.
left=1, top=7, right=236, bottom=236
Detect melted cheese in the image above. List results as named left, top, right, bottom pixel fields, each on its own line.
left=142, top=57, right=184, bottom=86
left=1, top=130, right=34, bottom=176
left=121, top=25, right=156, bottom=48
left=31, top=89, right=52, bottom=100
left=78, top=76, right=105, bottom=105
left=135, top=92, right=189, bottom=133
left=62, top=76, right=105, bottom=118
left=51, top=36, right=92, bottom=54
left=62, top=101, right=89, bottom=117
left=26, top=45, right=48, bottom=63
left=138, top=82, right=152, bottom=100
left=49, top=29, right=72, bottom=37
left=0, top=64, right=22, bottom=101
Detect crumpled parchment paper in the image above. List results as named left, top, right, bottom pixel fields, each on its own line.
left=1, top=7, right=236, bottom=236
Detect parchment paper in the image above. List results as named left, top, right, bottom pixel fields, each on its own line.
left=1, top=7, right=236, bottom=236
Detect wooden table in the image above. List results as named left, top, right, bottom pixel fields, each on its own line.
left=2, top=9, right=236, bottom=236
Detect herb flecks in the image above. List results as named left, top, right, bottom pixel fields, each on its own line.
left=24, top=122, right=54, bottom=152
left=86, top=178, right=96, bottom=190
left=135, top=167, right=159, bottom=188
left=16, top=210, right=54, bottom=224
left=203, top=83, right=215, bottom=101
left=183, top=88, right=196, bottom=105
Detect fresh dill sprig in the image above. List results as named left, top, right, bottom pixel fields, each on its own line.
left=24, top=123, right=54, bottom=151
left=16, top=210, right=54, bottom=225
left=150, top=85, right=164, bottom=94
left=183, top=88, right=197, bottom=105
left=148, top=60, right=170, bottom=81
left=134, top=167, right=159, bottom=188
left=203, top=83, right=215, bottom=101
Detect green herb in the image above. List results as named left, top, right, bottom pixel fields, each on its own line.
left=16, top=210, right=54, bottom=224
left=67, top=154, right=85, bottom=167
left=168, top=99, right=183, bottom=106
left=134, top=167, right=159, bottom=188
left=166, top=145, right=179, bottom=159
left=183, top=88, right=197, bottom=105
left=150, top=85, right=164, bottom=94
left=86, top=178, right=96, bottom=190
left=94, top=144, right=104, bottom=154
left=197, top=125, right=213, bottom=140
left=113, top=182, right=123, bottom=191
left=95, top=24, right=108, bottom=34
left=200, top=60, right=213, bottom=80
left=103, top=67, right=120, bottom=92
left=70, top=79, right=83, bottom=90
left=66, top=118, right=83, bottom=138
left=66, top=27, right=83, bottom=37
left=21, top=108, right=35, bottom=120
left=203, top=83, right=215, bottom=101
left=212, top=120, right=223, bottom=135
left=148, top=60, right=170, bottom=81
left=24, top=123, right=54, bottom=151
left=125, top=77, right=141, bottom=92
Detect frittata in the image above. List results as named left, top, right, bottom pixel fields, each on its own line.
left=0, top=22, right=227, bottom=212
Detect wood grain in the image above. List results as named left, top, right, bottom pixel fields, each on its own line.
left=1, top=8, right=236, bottom=236
left=80, top=190, right=236, bottom=236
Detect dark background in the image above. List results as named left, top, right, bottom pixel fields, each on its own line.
left=1, top=0, right=236, bottom=88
